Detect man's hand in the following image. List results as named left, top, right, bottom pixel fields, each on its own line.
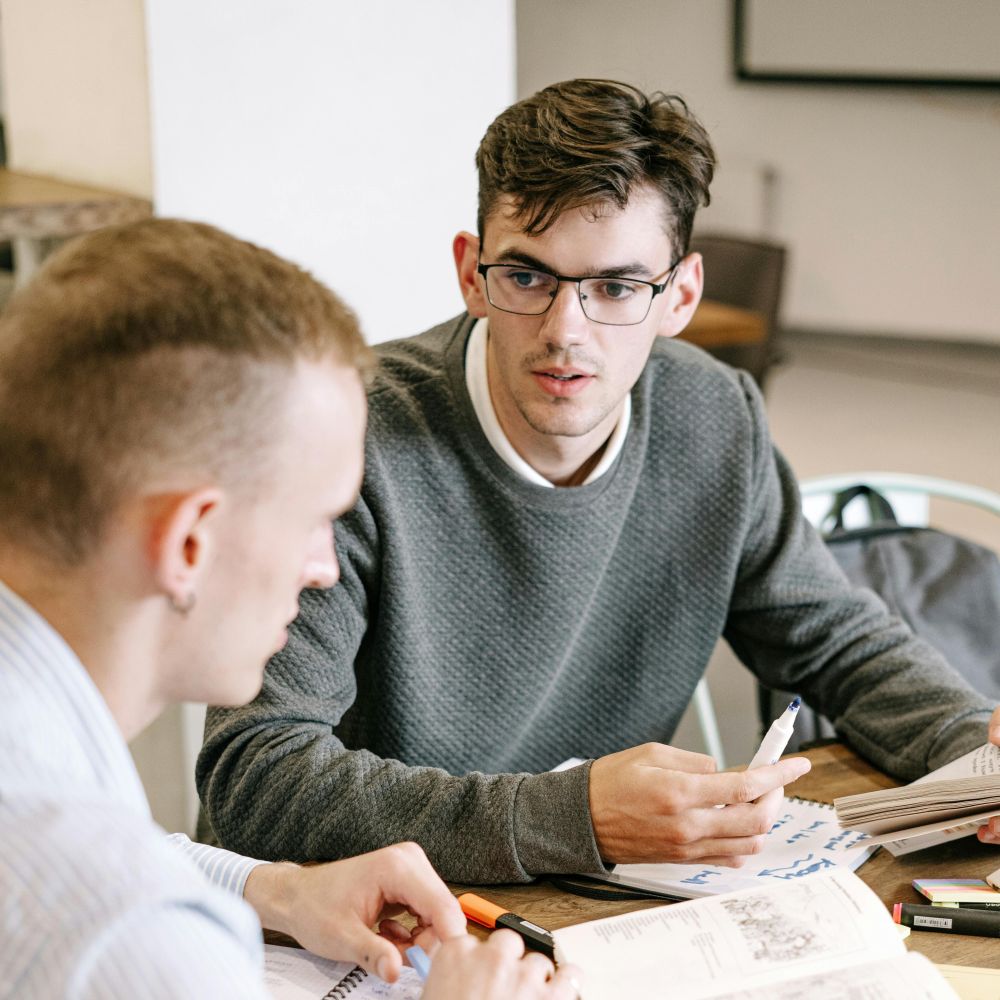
left=977, top=705, right=1000, bottom=845
left=423, top=929, right=581, bottom=1000
left=243, top=842, right=466, bottom=983
left=589, top=743, right=811, bottom=865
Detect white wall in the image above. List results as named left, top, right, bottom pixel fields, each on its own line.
left=139, top=0, right=514, bottom=833
left=0, top=0, right=152, bottom=196
left=145, top=0, right=516, bottom=345
left=517, top=0, right=1000, bottom=344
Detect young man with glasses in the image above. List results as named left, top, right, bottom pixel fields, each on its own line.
left=200, top=80, right=1000, bottom=885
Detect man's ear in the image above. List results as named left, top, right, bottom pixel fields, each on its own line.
left=452, top=231, right=488, bottom=318
left=656, top=252, right=704, bottom=339
left=147, top=487, right=224, bottom=608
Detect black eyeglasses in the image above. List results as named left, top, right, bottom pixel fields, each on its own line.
left=476, top=260, right=680, bottom=326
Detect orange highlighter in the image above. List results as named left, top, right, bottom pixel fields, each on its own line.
left=457, top=892, right=555, bottom=958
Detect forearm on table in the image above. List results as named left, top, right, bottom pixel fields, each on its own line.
left=198, top=726, right=603, bottom=883
left=745, top=607, right=994, bottom=780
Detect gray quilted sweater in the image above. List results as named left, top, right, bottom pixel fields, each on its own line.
left=198, top=315, right=992, bottom=883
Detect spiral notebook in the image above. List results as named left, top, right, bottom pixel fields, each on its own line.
left=264, top=944, right=423, bottom=1000
left=585, top=796, right=873, bottom=899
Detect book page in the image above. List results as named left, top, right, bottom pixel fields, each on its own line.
left=728, top=952, right=956, bottom=1000
left=916, top=744, right=1000, bottom=783
left=600, top=797, right=871, bottom=898
left=834, top=744, right=1000, bottom=841
left=937, top=963, right=1000, bottom=1000
left=871, top=811, right=1000, bottom=854
left=554, top=870, right=904, bottom=1000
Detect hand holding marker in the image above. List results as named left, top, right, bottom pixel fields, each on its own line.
left=748, top=697, right=801, bottom=769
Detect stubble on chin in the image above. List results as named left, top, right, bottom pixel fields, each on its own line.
left=514, top=390, right=619, bottom=439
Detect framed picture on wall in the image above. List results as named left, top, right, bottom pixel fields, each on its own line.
left=734, top=0, right=1000, bottom=88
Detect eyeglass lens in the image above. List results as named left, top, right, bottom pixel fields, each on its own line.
left=484, top=266, right=654, bottom=325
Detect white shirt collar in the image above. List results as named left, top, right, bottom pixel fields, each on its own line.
left=464, top=317, right=630, bottom=487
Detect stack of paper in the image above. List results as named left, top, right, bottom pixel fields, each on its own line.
left=835, top=775, right=1000, bottom=832
left=914, top=878, right=1000, bottom=908
left=832, top=743, right=1000, bottom=851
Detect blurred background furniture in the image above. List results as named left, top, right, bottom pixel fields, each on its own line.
left=759, top=473, right=1000, bottom=749
left=687, top=232, right=787, bottom=390
left=680, top=298, right=766, bottom=353
left=0, top=168, right=151, bottom=288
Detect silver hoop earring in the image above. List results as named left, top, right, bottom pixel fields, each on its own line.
left=168, top=592, right=196, bottom=616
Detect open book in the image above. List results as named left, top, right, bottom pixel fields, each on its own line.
left=553, top=869, right=958, bottom=1000
left=833, top=743, right=1000, bottom=856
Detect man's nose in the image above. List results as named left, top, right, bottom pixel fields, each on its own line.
left=538, top=280, right=591, bottom=347
left=302, top=527, right=340, bottom=590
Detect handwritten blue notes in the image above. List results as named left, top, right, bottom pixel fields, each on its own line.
left=594, top=797, right=872, bottom=900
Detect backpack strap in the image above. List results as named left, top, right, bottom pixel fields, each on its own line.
left=823, top=484, right=899, bottom=534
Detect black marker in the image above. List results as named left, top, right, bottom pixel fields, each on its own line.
left=893, top=902, right=1000, bottom=937
left=458, top=892, right=555, bottom=958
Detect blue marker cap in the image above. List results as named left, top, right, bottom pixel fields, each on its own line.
left=406, top=945, right=431, bottom=982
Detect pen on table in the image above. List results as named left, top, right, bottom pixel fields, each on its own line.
left=457, top=892, right=555, bottom=958
left=747, top=697, right=801, bottom=769
left=893, top=902, right=1000, bottom=937
left=406, top=945, right=431, bottom=982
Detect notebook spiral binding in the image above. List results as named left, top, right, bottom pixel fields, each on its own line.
left=323, top=965, right=367, bottom=998
left=788, top=796, right=834, bottom=809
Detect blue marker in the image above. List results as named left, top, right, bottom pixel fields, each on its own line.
left=406, top=945, right=431, bottom=982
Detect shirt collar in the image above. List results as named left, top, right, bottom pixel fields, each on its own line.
left=0, top=579, right=150, bottom=814
left=464, top=317, right=630, bottom=487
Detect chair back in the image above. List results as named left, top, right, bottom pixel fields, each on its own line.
left=689, top=233, right=787, bottom=387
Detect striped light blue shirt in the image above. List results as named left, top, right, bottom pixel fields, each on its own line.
left=0, top=580, right=271, bottom=998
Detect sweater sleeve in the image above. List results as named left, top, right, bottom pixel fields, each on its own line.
left=197, top=497, right=606, bottom=884
left=723, top=373, right=993, bottom=781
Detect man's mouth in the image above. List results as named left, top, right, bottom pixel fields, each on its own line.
left=532, top=368, right=594, bottom=397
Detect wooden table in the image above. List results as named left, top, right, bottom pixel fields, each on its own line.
left=453, top=744, right=1000, bottom=969
left=680, top=299, right=766, bottom=350
left=0, top=168, right=151, bottom=285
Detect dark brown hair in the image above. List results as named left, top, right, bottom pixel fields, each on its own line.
left=476, top=79, right=715, bottom=258
left=0, top=218, right=371, bottom=565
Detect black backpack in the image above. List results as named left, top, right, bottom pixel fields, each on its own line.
left=759, top=485, right=1000, bottom=747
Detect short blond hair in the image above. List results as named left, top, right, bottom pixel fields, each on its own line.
left=0, top=218, right=371, bottom=565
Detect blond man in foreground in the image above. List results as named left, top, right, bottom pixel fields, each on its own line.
left=0, top=220, right=577, bottom=999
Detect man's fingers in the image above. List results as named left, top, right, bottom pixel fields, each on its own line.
left=340, top=924, right=403, bottom=982
left=519, top=950, right=557, bottom=982
left=550, top=965, right=584, bottom=1000
left=989, top=704, right=1000, bottom=746
left=655, top=832, right=770, bottom=864
left=377, top=918, right=414, bottom=944
left=640, top=743, right=719, bottom=774
left=605, top=787, right=785, bottom=863
left=683, top=757, right=810, bottom=808
left=978, top=815, right=1000, bottom=844
left=377, top=842, right=467, bottom=939
left=485, top=928, right=526, bottom=960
